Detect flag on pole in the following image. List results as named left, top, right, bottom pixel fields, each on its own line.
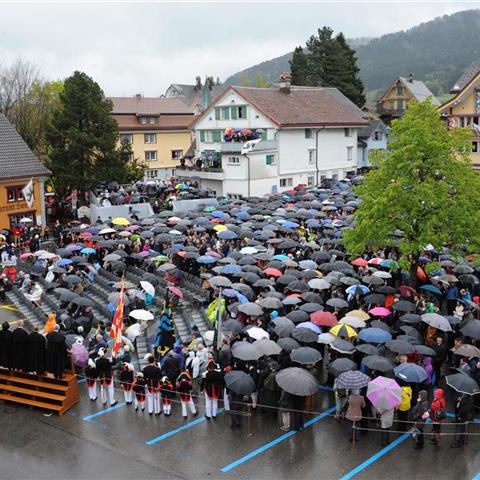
left=22, top=179, right=34, bottom=208
left=110, top=281, right=125, bottom=355
left=215, top=287, right=223, bottom=351
left=241, top=138, right=262, bottom=155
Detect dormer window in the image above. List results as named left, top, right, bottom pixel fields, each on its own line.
left=139, top=116, right=157, bottom=125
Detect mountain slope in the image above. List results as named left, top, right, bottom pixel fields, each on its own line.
left=224, top=10, right=480, bottom=97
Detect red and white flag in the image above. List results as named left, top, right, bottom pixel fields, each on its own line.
left=110, top=281, right=124, bottom=355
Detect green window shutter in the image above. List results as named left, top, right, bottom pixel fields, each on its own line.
left=215, top=108, right=220, bottom=120
left=398, top=99, right=404, bottom=110
left=230, top=107, right=237, bottom=119
left=213, top=130, right=222, bottom=142
left=223, top=107, right=230, bottom=120
left=214, top=152, right=222, bottom=161
left=261, top=130, right=267, bottom=140
left=266, top=154, right=273, bottom=165
left=200, top=130, right=205, bottom=142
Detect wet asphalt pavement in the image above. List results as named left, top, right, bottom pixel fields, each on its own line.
left=2, top=382, right=480, bottom=480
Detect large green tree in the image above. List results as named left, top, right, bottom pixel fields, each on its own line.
left=46, top=71, right=144, bottom=197
left=291, top=27, right=366, bottom=107
left=343, top=99, right=480, bottom=285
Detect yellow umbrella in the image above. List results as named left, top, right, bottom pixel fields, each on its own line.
left=329, top=322, right=358, bottom=338
left=213, top=224, right=228, bottom=232
left=112, top=217, right=130, bottom=226
left=346, top=309, right=370, bottom=321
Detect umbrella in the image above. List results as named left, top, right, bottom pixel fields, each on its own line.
left=367, top=376, right=402, bottom=412
left=369, top=307, right=391, bottom=317
left=328, top=358, right=357, bottom=376
left=272, top=317, right=295, bottom=337
left=421, top=313, right=452, bottom=332
left=358, top=327, right=392, bottom=344
left=290, top=347, right=322, bottom=365
left=453, top=344, right=480, bottom=358
left=253, top=339, right=282, bottom=356
left=299, top=302, right=323, bottom=314
left=238, top=302, right=264, bottom=317
left=245, top=326, right=269, bottom=340
left=317, top=333, right=336, bottom=345
left=415, top=345, right=436, bottom=356
left=286, top=310, right=310, bottom=324
left=276, top=367, right=318, bottom=396
left=112, top=217, right=130, bottom=226
left=330, top=339, right=356, bottom=354
left=356, top=344, right=380, bottom=356
left=59, top=291, right=79, bottom=302
left=340, top=316, right=366, bottom=329
left=329, top=323, right=357, bottom=338
left=225, top=371, right=257, bottom=396
left=258, top=297, right=283, bottom=309
left=129, top=309, right=154, bottom=321
left=140, top=281, right=155, bottom=296
left=311, top=311, right=337, bottom=327
left=394, top=363, right=427, bottom=383
left=400, top=313, right=422, bottom=324
left=445, top=372, right=480, bottom=395
left=277, top=337, right=301, bottom=351
left=296, top=322, right=321, bottom=334
left=386, top=339, right=415, bottom=354
left=167, top=286, right=184, bottom=298
left=391, top=300, right=416, bottom=313
left=65, top=274, right=82, bottom=285
left=346, top=284, right=370, bottom=296
left=223, top=319, right=245, bottom=334
left=362, top=355, right=394, bottom=372
left=460, top=320, right=480, bottom=340
left=308, top=278, right=331, bottom=290
left=264, top=267, right=283, bottom=278
left=231, top=341, right=263, bottom=361
left=292, top=327, right=318, bottom=343
left=71, top=297, right=94, bottom=307
left=209, top=276, right=232, bottom=288
left=420, top=284, right=442, bottom=295
left=326, top=298, right=349, bottom=309
left=346, top=310, right=370, bottom=321
left=126, top=323, right=142, bottom=342
left=336, top=370, right=371, bottom=391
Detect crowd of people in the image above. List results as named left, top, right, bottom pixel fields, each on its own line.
left=1, top=177, right=480, bottom=450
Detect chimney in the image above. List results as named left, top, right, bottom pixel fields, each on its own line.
left=278, top=72, right=291, bottom=94
left=134, top=93, right=143, bottom=99
left=408, top=73, right=414, bottom=83
left=195, top=76, right=202, bottom=91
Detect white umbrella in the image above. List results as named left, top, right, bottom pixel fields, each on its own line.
left=126, top=323, right=142, bottom=342
left=140, top=281, right=155, bottom=296
left=372, top=271, right=392, bottom=279
left=340, top=315, right=366, bottom=329
left=421, top=312, right=452, bottom=332
left=308, top=278, right=331, bottom=290
left=129, top=309, right=154, bottom=321
left=240, top=246, right=258, bottom=255
left=245, top=326, right=270, bottom=340
left=99, top=228, right=117, bottom=235
left=317, top=332, right=336, bottom=344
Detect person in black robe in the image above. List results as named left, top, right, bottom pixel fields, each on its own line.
left=11, top=321, right=29, bottom=371
left=0, top=322, right=13, bottom=369
left=27, top=326, right=46, bottom=374
left=46, top=325, right=68, bottom=378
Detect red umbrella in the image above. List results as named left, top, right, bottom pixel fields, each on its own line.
left=417, top=267, right=427, bottom=282
left=168, top=286, right=184, bottom=298
left=177, top=251, right=187, bottom=257
left=351, top=258, right=368, bottom=267
left=264, top=267, right=282, bottom=278
left=399, top=285, right=417, bottom=297
left=311, top=311, right=338, bottom=327
left=79, top=232, right=92, bottom=239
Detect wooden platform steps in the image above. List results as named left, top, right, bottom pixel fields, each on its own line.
left=0, top=370, right=79, bottom=415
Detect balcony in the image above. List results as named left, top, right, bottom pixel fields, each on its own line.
left=176, top=165, right=225, bottom=181
left=220, top=139, right=278, bottom=153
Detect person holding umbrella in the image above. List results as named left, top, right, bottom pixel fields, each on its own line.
left=429, top=388, right=446, bottom=447
left=345, top=390, right=365, bottom=442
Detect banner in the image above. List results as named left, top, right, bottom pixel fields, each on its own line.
left=22, top=179, right=34, bottom=208
left=241, top=138, right=262, bottom=155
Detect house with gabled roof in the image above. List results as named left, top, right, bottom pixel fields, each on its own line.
left=376, top=74, right=440, bottom=125
left=0, top=114, right=51, bottom=230
left=176, top=74, right=368, bottom=197
left=439, top=60, right=480, bottom=168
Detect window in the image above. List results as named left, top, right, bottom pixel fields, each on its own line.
left=227, top=156, right=240, bottom=165
left=9, top=211, right=35, bottom=228
left=332, top=173, right=338, bottom=182
left=139, top=116, right=156, bottom=125
left=347, top=146, right=353, bottom=161
left=171, top=150, right=183, bottom=160
left=6, top=185, right=25, bottom=202
left=305, top=129, right=313, bottom=139
left=308, top=149, right=315, bottom=165
left=201, top=130, right=213, bottom=143
left=344, top=128, right=352, bottom=137
left=120, top=134, right=133, bottom=144
left=373, top=131, right=383, bottom=141
left=472, top=141, right=479, bottom=154
left=266, top=154, right=276, bottom=165
left=279, top=178, right=293, bottom=188
left=145, top=151, right=157, bottom=162
left=146, top=169, right=158, bottom=179
left=144, top=133, right=157, bottom=144
left=397, top=85, right=404, bottom=96
left=215, top=107, right=230, bottom=120
left=238, top=106, right=247, bottom=119
left=212, top=130, right=222, bottom=142
left=307, top=176, right=315, bottom=187
left=397, top=99, right=404, bottom=110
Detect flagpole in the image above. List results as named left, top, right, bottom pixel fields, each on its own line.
left=214, top=287, right=223, bottom=359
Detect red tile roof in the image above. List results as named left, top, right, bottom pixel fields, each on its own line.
left=113, top=114, right=193, bottom=131
left=109, top=96, right=193, bottom=115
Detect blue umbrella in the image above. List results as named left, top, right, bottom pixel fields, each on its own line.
left=394, top=363, right=427, bottom=383
left=273, top=254, right=290, bottom=261
left=217, top=230, right=238, bottom=240
left=171, top=243, right=185, bottom=250
left=197, top=255, right=217, bottom=264
left=211, top=210, right=227, bottom=218
left=57, top=258, right=73, bottom=266
left=282, top=221, right=299, bottom=229
left=236, top=292, right=249, bottom=304
left=306, top=219, right=321, bottom=228
left=80, top=247, right=96, bottom=254
left=296, top=321, right=322, bottom=334
left=85, top=228, right=99, bottom=234
left=221, top=264, right=243, bottom=275
left=346, top=284, right=370, bottom=296
left=358, top=327, right=392, bottom=344
left=420, top=284, right=442, bottom=295
left=222, top=288, right=238, bottom=298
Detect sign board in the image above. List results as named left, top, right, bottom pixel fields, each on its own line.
left=77, top=206, right=91, bottom=219
left=271, top=185, right=278, bottom=193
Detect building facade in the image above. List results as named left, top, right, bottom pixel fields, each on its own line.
left=0, top=114, right=51, bottom=231
left=109, top=96, right=194, bottom=180
left=357, top=118, right=388, bottom=169
left=177, top=81, right=367, bottom=197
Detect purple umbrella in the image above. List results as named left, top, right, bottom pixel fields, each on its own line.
left=71, top=341, right=89, bottom=368
left=366, top=376, right=402, bottom=413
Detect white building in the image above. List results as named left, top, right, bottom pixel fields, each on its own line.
left=357, top=119, right=388, bottom=169
left=177, top=79, right=368, bottom=197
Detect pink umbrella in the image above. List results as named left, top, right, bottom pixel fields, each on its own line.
left=20, top=252, right=33, bottom=259
left=369, top=306, right=391, bottom=317
left=138, top=251, right=150, bottom=257
left=168, top=286, right=184, bottom=298
left=126, top=225, right=140, bottom=231
left=206, top=250, right=222, bottom=258
left=71, top=342, right=89, bottom=368
left=366, top=376, right=402, bottom=413
left=78, top=232, right=92, bottom=239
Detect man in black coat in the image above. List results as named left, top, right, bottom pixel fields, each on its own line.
left=46, top=325, right=67, bottom=378
left=11, top=321, right=29, bottom=371
left=27, top=326, right=47, bottom=374
left=201, top=360, right=225, bottom=419
left=0, top=322, right=13, bottom=369
left=451, top=394, right=474, bottom=448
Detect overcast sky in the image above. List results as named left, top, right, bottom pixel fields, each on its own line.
left=0, top=1, right=477, bottom=96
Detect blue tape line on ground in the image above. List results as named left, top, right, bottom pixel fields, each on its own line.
left=82, top=402, right=126, bottom=421
left=338, top=432, right=410, bottom=480
left=472, top=472, right=480, bottom=480
left=220, top=406, right=336, bottom=473
left=146, top=409, right=225, bottom=445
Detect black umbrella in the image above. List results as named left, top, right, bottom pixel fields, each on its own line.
left=399, top=313, right=422, bottom=324
left=223, top=319, right=245, bottom=334
left=225, top=371, right=256, bottom=396
left=65, top=274, right=82, bottom=285
left=363, top=294, right=386, bottom=305
left=277, top=337, right=301, bottom=351
left=391, top=300, right=416, bottom=313
left=446, top=372, right=480, bottom=395
left=290, top=347, right=322, bottom=365
left=386, top=339, right=415, bottom=354
left=356, top=344, right=380, bottom=356
left=330, top=339, right=356, bottom=354
left=292, top=327, right=318, bottom=343
left=60, top=291, right=79, bottom=302
left=415, top=345, right=436, bottom=356
left=272, top=317, right=295, bottom=338
left=328, top=358, right=356, bottom=376
left=286, top=310, right=310, bottom=324
left=326, top=298, right=349, bottom=309
left=299, top=303, right=323, bottom=314
left=460, top=320, right=480, bottom=340
left=362, top=355, right=394, bottom=372
left=71, top=297, right=94, bottom=307
left=276, top=367, right=318, bottom=396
